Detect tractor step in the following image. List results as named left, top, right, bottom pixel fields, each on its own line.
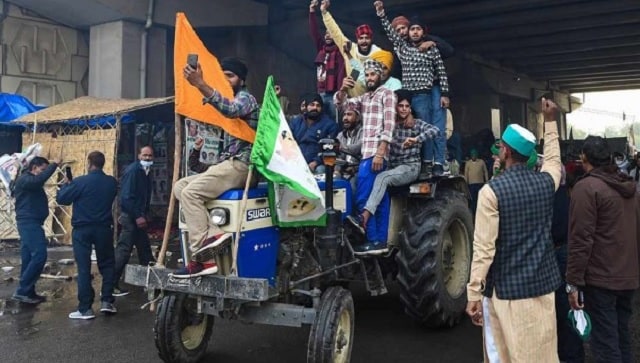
left=359, top=257, right=388, bottom=296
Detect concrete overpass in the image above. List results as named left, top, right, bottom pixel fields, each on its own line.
left=2, top=0, right=639, bottom=139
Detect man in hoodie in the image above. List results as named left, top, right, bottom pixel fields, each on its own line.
left=566, top=136, right=639, bottom=363
left=309, top=0, right=345, bottom=120
left=112, top=145, right=155, bottom=296
left=320, top=0, right=381, bottom=97
left=290, top=93, right=339, bottom=174
left=12, top=156, right=60, bottom=304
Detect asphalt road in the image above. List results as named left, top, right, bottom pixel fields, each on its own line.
left=0, top=247, right=484, bottom=363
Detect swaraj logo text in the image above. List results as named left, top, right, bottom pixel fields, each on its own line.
left=246, top=207, right=271, bottom=221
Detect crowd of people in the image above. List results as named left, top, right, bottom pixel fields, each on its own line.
left=9, top=1, right=639, bottom=361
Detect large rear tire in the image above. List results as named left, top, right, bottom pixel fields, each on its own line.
left=396, top=190, right=473, bottom=328
left=154, top=294, right=214, bottom=363
left=307, top=287, right=355, bottom=363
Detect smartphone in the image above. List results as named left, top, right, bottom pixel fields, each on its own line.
left=65, top=166, right=73, bottom=181
left=350, top=68, right=360, bottom=80
left=578, top=291, right=584, bottom=305
left=187, top=54, right=198, bottom=69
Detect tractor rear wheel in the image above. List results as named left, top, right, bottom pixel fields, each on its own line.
left=154, top=293, right=214, bottom=363
left=396, top=190, right=473, bottom=328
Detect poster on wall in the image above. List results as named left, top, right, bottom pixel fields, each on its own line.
left=184, top=118, right=223, bottom=176
left=151, top=125, right=169, bottom=205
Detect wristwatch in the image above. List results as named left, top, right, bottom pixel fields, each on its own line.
left=565, top=283, right=578, bottom=294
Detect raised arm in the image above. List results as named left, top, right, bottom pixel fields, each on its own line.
left=204, top=90, right=257, bottom=119
left=17, top=163, right=58, bottom=191
left=375, top=1, right=406, bottom=50
left=320, top=1, right=349, bottom=54
left=540, top=98, right=562, bottom=190
left=309, top=1, right=323, bottom=51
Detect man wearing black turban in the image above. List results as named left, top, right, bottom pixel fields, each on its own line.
left=290, top=92, right=339, bottom=174
left=172, top=57, right=260, bottom=278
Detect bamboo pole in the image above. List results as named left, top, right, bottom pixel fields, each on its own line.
left=156, top=113, right=183, bottom=267
left=231, top=165, right=253, bottom=276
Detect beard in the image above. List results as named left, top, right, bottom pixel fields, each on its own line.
left=366, top=79, right=381, bottom=91
left=306, top=111, right=321, bottom=120
left=358, top=44, right=371, bottom=54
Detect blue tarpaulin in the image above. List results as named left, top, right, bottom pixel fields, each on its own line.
left=0, top=93, right=45, bottom=127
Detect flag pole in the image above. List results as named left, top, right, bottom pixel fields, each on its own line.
left=231, top=164, right=253, bottom=276
left=156, top=112, right=183, bottom=268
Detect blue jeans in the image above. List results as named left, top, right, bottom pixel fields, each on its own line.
left=415, top=86, right=446, bottom=165
left=73, top=225, right=116, bottom=312
left=320, top=92, right=337, bottom=122
left=356, top=157, right=390, bottom=243
left=468, top=183, right=483, bottom=217
left=16, top=221, right=48, bottom=297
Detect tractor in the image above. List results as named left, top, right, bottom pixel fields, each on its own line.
left=125, top=139, right=474, bottom=363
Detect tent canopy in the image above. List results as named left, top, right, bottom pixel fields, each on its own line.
left=12, top=96, right=175, bottom=125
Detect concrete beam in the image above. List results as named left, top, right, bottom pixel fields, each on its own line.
left=568, top=83, right=640, bottom=93
left=6, top=0, right=268, bottom=28
left=500, top=40, right=640, bottom=62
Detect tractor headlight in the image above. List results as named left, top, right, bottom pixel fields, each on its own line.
left=209, top=208, right=230, bottom=226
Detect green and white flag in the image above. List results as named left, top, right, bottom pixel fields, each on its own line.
left=251, top=76, right=326, bottom=226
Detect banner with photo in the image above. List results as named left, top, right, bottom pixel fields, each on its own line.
left=184, top=118, right=223, bottom=176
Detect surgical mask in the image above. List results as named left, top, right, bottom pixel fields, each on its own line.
left=140, top=160, right=154, bottom=168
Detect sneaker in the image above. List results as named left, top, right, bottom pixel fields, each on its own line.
left=68, top=309, right=96, bottom=320
left=171, top=261, right=218, bottom=279
left=100, top=301, right=117, bottom=314
left=30, top=293, right=47, bottom=303
left=112, top=287, right=130, bottom=297
left=419, top=162, right=433, bottom=179
left=346, top=215, right=366, bottom=235
left=12, top=293, right=41, bottom=305
left=432, top=163, right=444, bottom=177
left=193, top=233, right=233, bottom=261
left=353, top=241, right=389, bottom=256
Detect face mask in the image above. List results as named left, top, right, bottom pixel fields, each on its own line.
left=140, top=160, right=154, bottom=168
left=306, top=111, right=321, bottom=120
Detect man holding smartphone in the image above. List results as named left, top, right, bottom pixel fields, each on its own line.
left=566, top=136, right=639, bottom=363
left=172, top=57, right=259, bottom=278
left=57, top=151, right=118, bottom=319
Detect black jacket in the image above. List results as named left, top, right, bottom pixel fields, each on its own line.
left=56, top=169, right=118, bottom=227
left=119, top=161, right=152, bottom=219
left=14, top=163, right=58, bottom=223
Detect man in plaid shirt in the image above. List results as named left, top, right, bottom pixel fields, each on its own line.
left=335, top=59, right=396, bottom=254
left=357, top=90, right=438, bottom=254
left=375, top=1, right=450, bottom=177
left=173, top=57, right=259, bottom=278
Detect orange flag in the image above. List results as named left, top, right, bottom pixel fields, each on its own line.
left=174, top=13, right=256, bottom=143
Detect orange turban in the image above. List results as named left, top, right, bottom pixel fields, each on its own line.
left=371, top=50, right=394, bottom=70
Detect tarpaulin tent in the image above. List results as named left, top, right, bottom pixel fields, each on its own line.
left=0, top=93, right=45, bottom=155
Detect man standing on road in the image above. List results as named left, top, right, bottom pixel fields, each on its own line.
left=12, top=156, right=59, bottom=305
left=566, top=136, right=639, bottom=363
left=112, top=146, right=155, bottom=296
left=464, top=148, right=488, bottom=216
left=466, top=98, right=562, bottom=362
left=335, top=59, right=396, bottom=254
left=57, top=151, right=118, bottom=320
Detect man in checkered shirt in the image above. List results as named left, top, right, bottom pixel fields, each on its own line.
left=334, top=59, right=396, bottom=254
left=375, top=1, right=450, bottom=177
left=356, top=89, right=438, bottom=255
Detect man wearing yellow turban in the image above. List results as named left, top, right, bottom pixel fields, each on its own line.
left=346, top=48, right=402, bottom=91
